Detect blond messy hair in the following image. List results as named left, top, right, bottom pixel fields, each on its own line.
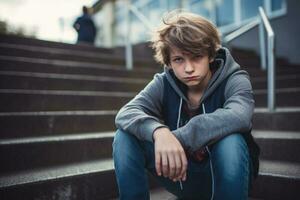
left=151, top=11, right=221, bottom=66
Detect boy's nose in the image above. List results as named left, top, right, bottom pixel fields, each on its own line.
left=185, top=61, right=194, bottom=73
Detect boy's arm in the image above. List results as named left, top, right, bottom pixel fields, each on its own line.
left=115, top=73, right=167, bottom=142
left=173, top=70, right=254, bottom=152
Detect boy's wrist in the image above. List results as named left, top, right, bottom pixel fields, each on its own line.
left=153, top=127, right=170, bottom=141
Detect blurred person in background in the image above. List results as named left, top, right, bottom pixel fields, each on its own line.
left=73, top=6, right=96, bottom=45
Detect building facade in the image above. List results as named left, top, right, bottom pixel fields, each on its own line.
left=92, top=0, right=300, bottom=64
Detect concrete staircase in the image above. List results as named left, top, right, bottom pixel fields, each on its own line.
left=0, top=34, right=299, bottom=199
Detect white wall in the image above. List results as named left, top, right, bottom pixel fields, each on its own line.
left=93, top=1, right=114, bottom=47
left=229, top=0, right=300, bottom=65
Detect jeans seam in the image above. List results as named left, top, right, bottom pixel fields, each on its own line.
left=206, top=146, right=214, bottom=200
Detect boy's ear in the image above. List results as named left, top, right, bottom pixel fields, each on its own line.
left=209, top=58, right=216, bottom=69
left=166, top=64, right=172, bottom=69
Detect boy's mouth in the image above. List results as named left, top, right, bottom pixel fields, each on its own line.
left=184, top=76, right=199, bottom=81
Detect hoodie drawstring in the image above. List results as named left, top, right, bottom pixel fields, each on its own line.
left=202, top=103, right=215, bottom=200
left=176, top=100, right=214, bottom=199
left=177, top=98, right=184, bottom=190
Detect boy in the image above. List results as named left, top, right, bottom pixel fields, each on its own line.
left=113, top=11, right=260, bottom=200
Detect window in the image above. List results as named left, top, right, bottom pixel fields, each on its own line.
left=240, top=0, right=263, bottom=20
left=167, top=0, right=181, bottom=10
left=114, top=0, right=127, bottom=45
left=216, top=0, right=234, bottom=26
left=107, top=0, right=287, bottom=46
left=271, top=0, right=284, bottom=11
left=188, top=0, right=210, bottom=19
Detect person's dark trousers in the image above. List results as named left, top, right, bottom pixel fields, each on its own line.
left=113, top=129, right=253, bottom=200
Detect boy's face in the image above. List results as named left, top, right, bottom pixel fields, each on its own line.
left=169, top=47, right=213, bottom=91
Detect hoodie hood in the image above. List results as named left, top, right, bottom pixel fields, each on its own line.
left=164, top=47, right=241, bottom=104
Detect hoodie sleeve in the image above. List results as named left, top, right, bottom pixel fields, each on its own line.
left=115, top=73, right=167, bottom=142
left=172, top=71, right=254, bottom=152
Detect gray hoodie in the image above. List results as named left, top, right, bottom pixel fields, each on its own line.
left=115, top=47, right=254, bottom=151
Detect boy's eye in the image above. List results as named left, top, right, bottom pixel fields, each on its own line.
left=194, top=55, right=203, bottom=59
left=173, top=57, right=183, bottom=63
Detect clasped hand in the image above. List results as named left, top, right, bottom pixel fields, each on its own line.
left=153, top=127, right=187, bottom=182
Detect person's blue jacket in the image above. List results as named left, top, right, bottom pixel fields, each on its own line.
left=73, top=14, right=96, bottom=43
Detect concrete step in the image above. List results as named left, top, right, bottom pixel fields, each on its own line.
left=231, top=48, right=289, bottom=67
left=253, top=108, right=300, bottom=131
left=1, top=88, right=300, bottom=113
left=254, top=88, right=300, bottom=107
left=0, top=56, right=158, bottom=78
left=253, top=130, right=300, bottom=163
left=1, top=54, right=298, bottom=79
left=251, top=74, right=300, bottom=89
left=0, top=44, right=157, bottom=68
left=238, top=59, right=261, bottom=68
left=236, top=58, right=291, bottom=70
left=231, top=49, right=289, bottom=68
left=0, top=35, right=157, bottom=64
left=110, top=188, right=262, bottom=200
left=0, top=159, right=158, bottom=200
left=0, top=33, right=114, bottom=54
left=0, top=89, right=133, bottom=112
left=236, top=59, right=291, bottom=70
left=250, top=160, right=300, bottom=200
left=1, top=158, right=298, bottom=199
left=0, top=111, right=117, bottom=139
left=246, top=67, right=300, bottom=78
left=1, top=108, right=300, bottom=139
left=0, top=159, right=118, bottom=200
left=1, top=129, right=299, bottom=178
left=231, top=48, right=258, bottom=58
left=0, top=71, right=147, bottom=92
left=0, top=43, right=124, bottom=65
left=0, top=132, right=114, bottom=174
left=0, top=69, right=300, bottom=91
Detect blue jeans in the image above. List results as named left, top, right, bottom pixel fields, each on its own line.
left=113, top=129, right=253, bottom=200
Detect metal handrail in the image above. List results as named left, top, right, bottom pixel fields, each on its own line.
left=125, top=0, right=153, bottom=70
left=125, top=0, right=133, bottom=70
left=224, top=7, right=275, bottom=112
left=259, top=7, right=275, bottom=112
left=129, top=4, right=154, bottom=31
left=223, top=19, right=259, bottom=43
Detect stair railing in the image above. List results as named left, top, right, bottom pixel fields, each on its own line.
left=223, top=7, right=276, bottom=112
left=125, top=0, right=154, bottom=70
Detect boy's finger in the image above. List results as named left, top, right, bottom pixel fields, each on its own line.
left=155, top=151, right=161, bottom=176
left=182, top=172, right=187, bottom=181
left=168, top=154, right=176, bottom=179
left=180, top=151, right=188, bottom=180
left=162, top=152, right=169, bottom=177
left=174, top=153, right=182, bottom=180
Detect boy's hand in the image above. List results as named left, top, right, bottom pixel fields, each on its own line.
left=153, top=127, right=187, bottom=182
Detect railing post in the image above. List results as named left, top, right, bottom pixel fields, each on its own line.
left=125, top=0, right=133, bottom=70
left=223, top=6, right=276, bottom=112
left=259, top=6, right=276, bottom=112
left=259, top=18, right=266, bottom=70
left=268, top=34, right=275, bottom=111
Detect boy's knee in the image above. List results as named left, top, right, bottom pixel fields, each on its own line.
left=113, top=129, right=128, bottom=146
left=113, top=129, right=155, bottom=171
left=211, top=133, right=250, bottom=179
left=113, top=129, right=144, bottom=163
left=210, top=134, right=251, bottom=199
left=113, top=129, right=136, bottom=154
left=213, top=133, right=249, bottom=157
